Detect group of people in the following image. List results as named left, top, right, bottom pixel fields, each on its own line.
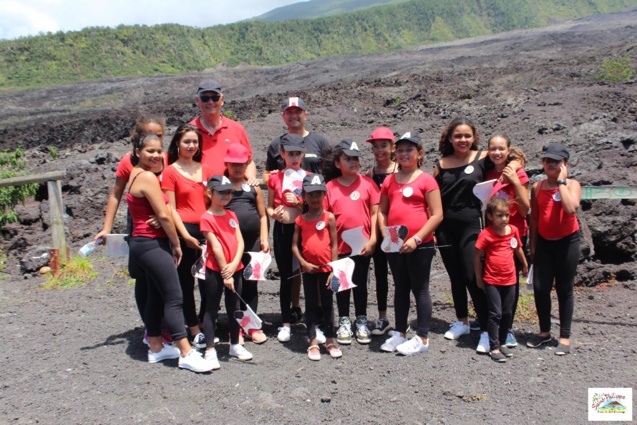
left=95, top=78, right=581, bottom=372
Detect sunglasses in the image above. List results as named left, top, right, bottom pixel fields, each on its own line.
left=199, top=94, right=221, bottom=103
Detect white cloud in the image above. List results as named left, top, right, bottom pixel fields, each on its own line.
left=0, top=0, right=306, bottom=40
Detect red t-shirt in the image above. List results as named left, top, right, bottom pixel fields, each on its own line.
left=475, top=225, right=522, bottom=286
left=199, top=210, right=244, bottom=273
left=161, top=164, right=213, bottom=224
left=295, top=211, right=332, bottom=273
left=536, top=184, right=580, bottom=239
left=189, top=116, right=252, bottom=175
left=487, top=168, right=529, bottom=236
left=116, top=152, right=168, bottom=181
left=267, top=169, right=308, bottom=208
left=380, top=173, right=439, bottom=242
left=325, top=175, right=380, bottom=255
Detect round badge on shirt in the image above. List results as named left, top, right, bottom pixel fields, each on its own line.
left=229, top=218, right=238, bottom=228
left=402, top=186, right=414, bottom=198
left=316, top=221, right=326, bottom=231
left=350, top=191, right=360, bottom=201
left=241, top=183, right=251, bottom=192
left=552, top=192, right=562, bottom=202
left=464, top=165, right=474, bottom=175
left=510, top=238, right=518, bottom=249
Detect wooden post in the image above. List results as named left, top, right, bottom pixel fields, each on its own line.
left=47, top=179, right=67, bottom=263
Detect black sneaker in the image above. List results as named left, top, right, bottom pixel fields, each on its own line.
left=499, top=346, right=514, bottom=358
left=526, top=334, right=552, bottom=348
left=290, top=307, right=303, bottom=324
left=469, top=320, right=481, bottom=331
left=490, top=351, right=507, bottom=363
left=555, top=342, right=571, bottom=356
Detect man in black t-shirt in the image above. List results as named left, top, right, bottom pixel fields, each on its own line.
left=263, top=97, right=331, bottom=184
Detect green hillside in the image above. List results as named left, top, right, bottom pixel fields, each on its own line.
left=1, top=0, right=635, bottom=88
left=253, top=0, right=411, bottom=22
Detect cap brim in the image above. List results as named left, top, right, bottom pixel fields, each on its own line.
left=303, top=185, right=326, bottom=192
left=224, top=156, right=249, bottom=163
left=212, top=184, right=233, bottom=191
left=342, top=149, right=362, bottom=157
left=541, top=153, right=565, bottom=160
left=396, top=138, right=418, bottom=145
left=282, top=146, right=306, bottom=152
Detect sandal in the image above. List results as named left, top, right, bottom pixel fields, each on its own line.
left=248, top=329, right=268, bottom=344
left=307, top=345, right=321, bottom=361
left=326, top=343, right=342, bottom=359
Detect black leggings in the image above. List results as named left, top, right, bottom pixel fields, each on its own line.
left=436, top=208, right=488, bottom=331
left=128, top=253, right=147, bottom=325
left=484, top=283, right=516, bottom=350
left=129, top=237, right=187, bottom=341
left=372, top=243, right=389, bottom=313
left=336, top=255, right=370, bottom=318
left=273, top=221, right=298, bottom=323
left=533, top=232, right=579, bottom=339
left=509, top=235, right=528, bottom=330
left=177, top=222, right=203, bottom=328
left=303, top=272, right=335, bottom=340
left=240, top=252, right=259, bottom=313
left=387, top=241, right=435, bottom=338
left=202, top=269, right=243, bottom=346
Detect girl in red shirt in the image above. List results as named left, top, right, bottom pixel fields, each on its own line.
left=162, top=124, right=212, bottom=349
left=475, top=197, right=528, bottom=362
left=324, top=139, right=380, bottom=345
left=291, top=174, right=340, bottom=360
left=377, top=132, right=443, bottom=356
left=528, top=143, right=581, bottom=356
left=486, top=135, right=530, bottom=348
left=200, top=175, right=251, bottom=367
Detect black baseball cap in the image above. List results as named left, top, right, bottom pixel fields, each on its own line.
left=207, top=175, right=233, bottom=191
left=396, top=132, right=422, bottom=145
left=541, top=143, right=570, bottom=161
left=280, top=133, right=305, bottom=152
left=197, top=79, right=222, bottom=96
left=336, top=139, right=362, bottom=157
left=282, top=97, right=306, bottom=111
left=302, top=174, right=327, bottom=192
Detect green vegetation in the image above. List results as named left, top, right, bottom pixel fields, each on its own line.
left=253, top=0, right=412, bottom=22
left=1, top=0, right=635, bottom=88
left=0, top=148, right=39, bottom=231
left=47, top=146, right=58, bottom=159
left=596, top=56, right=636, bottom=83
left=42, top=256, right=98, bottom=289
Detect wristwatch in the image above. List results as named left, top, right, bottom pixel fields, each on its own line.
left=557, top=179, right=567, bottom=186
left=413, top=235, right=423, bottom=245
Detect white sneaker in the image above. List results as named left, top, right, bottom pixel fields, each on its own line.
left=229, top=344, right=253, bottom=361
left=315, top=327, right=326, bottom=344
left=444, top=321, right=470, bottom=340
left=204, top=349, right=221, bottom=370
left=476, top=332, right=489, bottom=354
left=178, top=349, right=213, bottom=373
left=380, top=334, right=408, bottom=352
left=147, top=344, right=180, bottom=363
left=277, top=326, right=291, bottom=343
left=397, top=335, right=429, bottom=356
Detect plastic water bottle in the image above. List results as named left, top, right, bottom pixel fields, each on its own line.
left=78, top=238, right=100, bottom=258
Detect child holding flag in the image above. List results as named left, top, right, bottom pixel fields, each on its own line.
left=377, top=132, right=443, bottom=355
left=291, top=174, right=341, bottom=360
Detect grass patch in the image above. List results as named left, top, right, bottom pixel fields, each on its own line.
left=515, top=290, right=538, bottom=324
left=0, top=246, right=6, bottom=272
left=597, top=56, right=636, bottom=84
left=42, top=256, right=98, bottom=289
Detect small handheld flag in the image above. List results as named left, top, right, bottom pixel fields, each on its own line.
left=243, top=252, right=272, bottom=281
left=472, top=179, right=498, bottom=211
left=234, top=293, right=263, bottom=332
left=381, top=225, right=408, bottom=253
left=327, top=257, right=357, bottom=292
left=341, top=226, right=369, bottom=256
left=191, top=245, right=207, bottom=280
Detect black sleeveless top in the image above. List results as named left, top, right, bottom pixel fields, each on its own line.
left=226, top=184, right=261, bottom=252
left=370, top=163, right=397, bottom=189
left=435, top=150, right=486, bottom=211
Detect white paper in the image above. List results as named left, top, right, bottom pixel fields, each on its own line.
left=341, top=226, right=369, bottom=256
left=327, top=257, right=357, bottom=292
left=472, top=179, right=498, bottom=211
left=243, top=252, right=272, bottom=281
left=104, top=234, right=129, bottom=256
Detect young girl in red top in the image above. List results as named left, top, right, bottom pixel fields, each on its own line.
left=475, top=197, right=529, bottom=362
left=162, top=124, right=212, bottom=348
left=291, top=174, right=340, bottom=360
left=377, top=132, right=443, bottom=355
left=364, top=127, right=397, bottom=336
left=224, top=143, right=270, bottom=344
left=486, top=135, right=530, bottom=348
left=528, top=143, right=581, bottom=356
left=324, top=139, right=380, bottom=345
left=200, top=175, right=252, bottom=368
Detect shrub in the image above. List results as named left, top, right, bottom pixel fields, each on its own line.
left=42, top=256, right=98, bottom=289
left=0, top=148, right=39, bottom=231
left=596, top=56, right=636, bottom=84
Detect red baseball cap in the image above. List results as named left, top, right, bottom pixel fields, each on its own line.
left=366, top=126, right=395, bottom=143
left=224, top=143, right=250, bottom=163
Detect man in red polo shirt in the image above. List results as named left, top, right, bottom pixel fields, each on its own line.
left=189, top=79, right=257, bottom=179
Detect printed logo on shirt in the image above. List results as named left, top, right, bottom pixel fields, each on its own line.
left=464, top=165, right=474, bottom=175
left=305, top=153, right=318, bottom=158
left=510, top=237, right=518, bottom=249
left=229, top=218, right=238, bottom=228
left=350, top=191, right=360, bottom=201
left=241, top=183, right=251, bottom=192
left=316, top=221, right=326, bottom=230
left=552, top=191, right=562, bottom=202
left=402, top=186, right=414, bottom=198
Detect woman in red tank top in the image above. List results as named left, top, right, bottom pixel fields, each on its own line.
left=528, top=143, right=581, bottom=356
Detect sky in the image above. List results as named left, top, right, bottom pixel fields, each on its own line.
left=0, top=0, right=305, bottom=40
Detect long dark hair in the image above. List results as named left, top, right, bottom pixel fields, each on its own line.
left=438, top=117, right=480, bottom=157
left=321, top=144, right=345, bottom=183
left=167, top=124, right=202, bottom=164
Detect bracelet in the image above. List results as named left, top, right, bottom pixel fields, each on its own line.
left=413, top=235, right=422, bottom=245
